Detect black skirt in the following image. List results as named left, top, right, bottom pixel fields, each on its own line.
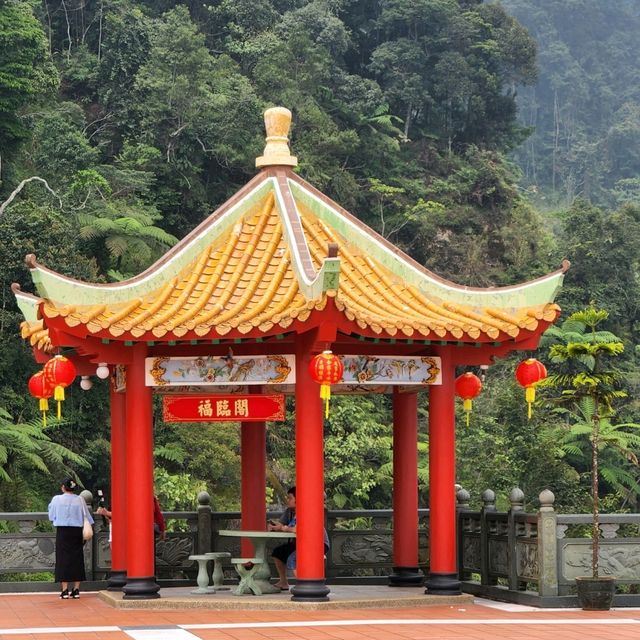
left=55, top=526, right=86, bottom=582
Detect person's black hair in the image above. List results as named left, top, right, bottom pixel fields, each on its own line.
left=61, top=477, right=78, bottom=492
left=287, top=486, right=296, bottom=497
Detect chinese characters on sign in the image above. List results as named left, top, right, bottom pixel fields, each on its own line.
left=163, top=394, right=285, bottom=422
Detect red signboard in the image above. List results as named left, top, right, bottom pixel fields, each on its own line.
left=162, top=394, right=285, bottom=423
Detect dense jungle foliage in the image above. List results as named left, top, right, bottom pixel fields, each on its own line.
left=0, top=0, right=638, bottom=517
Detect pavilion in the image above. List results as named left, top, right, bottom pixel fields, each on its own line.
left=13, top=107, right=566, bottom=601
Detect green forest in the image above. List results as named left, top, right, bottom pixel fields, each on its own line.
left=1, top=0, right=639, bottom=516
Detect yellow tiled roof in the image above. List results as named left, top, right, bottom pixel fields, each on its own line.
left=41, top=191, right=327, bottom=339
left=299, top=204, right=559, bottom=340
left=20, top=319, right=53, bottom=353
left=30, top=183, right=560, bottom=344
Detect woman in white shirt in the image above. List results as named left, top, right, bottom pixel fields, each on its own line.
left=48, top=477, right=93, bottom=599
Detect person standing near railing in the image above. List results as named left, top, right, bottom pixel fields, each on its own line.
left=48, top=477, right=93, bottom=599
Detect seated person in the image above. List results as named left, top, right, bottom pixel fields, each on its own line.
left=268, top=486, right=297, bottom=590
left=267, top=486, right=330, bottom=590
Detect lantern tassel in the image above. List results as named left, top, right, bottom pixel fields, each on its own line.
left=525, top=386, right=536, bottom=420
left=39, top=399, right=48, bottom=427
left=54, top=386, right=65, bottom=402
left=320, top=383, right=331, bottom=418
left=463, top=398, right=472, bottom=426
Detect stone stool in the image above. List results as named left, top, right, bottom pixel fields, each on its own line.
left=231, top=557, right=264, bottom=595
left=188, top=555, right=215, bottom=594
left=205, top=551, right=231, bottom=590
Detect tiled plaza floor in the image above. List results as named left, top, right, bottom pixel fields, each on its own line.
left=1, top=591, right=639, bottom=640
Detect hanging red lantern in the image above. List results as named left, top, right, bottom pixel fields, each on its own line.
left=515, top=358, right=547, bottom=419
left=455, top=372, right=482, bottom=426
left=43, top=355, right=77, bottom=419
left=308, top=350, right=344, bottom=418
left=28, top=371, right=54, bottom=426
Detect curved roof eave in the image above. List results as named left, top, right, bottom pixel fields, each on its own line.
left=26, top=173, right=273, bottom=305
left=11, top=284, right=41, bottom=323
left=287, top=174, right=568, bottom=309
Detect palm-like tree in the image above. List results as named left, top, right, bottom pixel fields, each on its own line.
left=77, top=201, right=178, bottom=279
left=0, top=408, right=88, bottom=511
left=542, top=307, right=639, bottom=578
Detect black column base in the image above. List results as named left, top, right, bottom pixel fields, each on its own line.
left=290, top=579, right=330, bottom=602
left=122, top=576, right=161, bottom=600
left=107, top=570, right=127, bottom=591
left=425, top=572, right=461, bottom=595
left=388, top=566, right=424, bottom=587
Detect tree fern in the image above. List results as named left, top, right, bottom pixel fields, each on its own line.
left=0, top=408, right=88, bottom=496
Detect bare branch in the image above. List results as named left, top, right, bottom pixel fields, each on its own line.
left=61, top=0, right=72, bottom=61
left=0, top=177, right=63, bottom=217
left=169, top=124, right=188, bottom=138
left=195, top=136, right=213, bottom=154
left=82, top=112, right=113, bottom=136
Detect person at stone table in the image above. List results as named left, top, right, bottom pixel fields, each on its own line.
left=48, top=477, right=93, bottom=599
left=267, top=486, right=297, bottom=590
left=267, top=486, right=330, bottom=590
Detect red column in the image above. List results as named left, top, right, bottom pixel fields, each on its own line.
left=240, top=413, right=266, bottom=557
left=290, top=332, right=329, bottom=601
left=122, top=344, right=160, bottom=599
left=107, top=381, right=127, bottom=590
left=426, top=349, right=461, bottom=594
left=389, top=389, right=422, bottom=586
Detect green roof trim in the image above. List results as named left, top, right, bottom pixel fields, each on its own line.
left=289, top=180, right=565, bottom=309
left=30, top=180, right=274, bottom=305
left=14, top=293, right=39, bottom=323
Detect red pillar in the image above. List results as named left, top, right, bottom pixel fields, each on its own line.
left=107, top=380, right=127, bottom=590
left=122, top=344, right=160, bottom=599
left=389, top=389, right=422, bottom=586
left=426, top=349, right=461, bottom=594
left=290, top=332, right=329, bottom=601
left=240, top=414, right=266, bottom=557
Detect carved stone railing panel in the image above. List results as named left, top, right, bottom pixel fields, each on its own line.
left=516, top=541, right=538, bottom=580
left=0, top=535, right=56, bottom=572
left=488, top=539, right=509, bottom=576
left=332, top=532, right=392, bottom=566
left=559, top=539, right=640, bottom=583
left=462, top=535, right=481, bottom=572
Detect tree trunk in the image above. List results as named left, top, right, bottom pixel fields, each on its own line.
left=592, top=412, right=600, bottom=578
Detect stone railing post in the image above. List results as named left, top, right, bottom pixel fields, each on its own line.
left=456, top=488, right=471, bottom=580
left=456, top=488, right=471, bottom=511
left=480, top=489, right=496, bottom=585
left=80, top=490, right=94, bottom=580
left=507, top=487, right=525, bottom=590
left=197, top=491, right=212, bottom=554
left=537, top=489, right=558, bottom=597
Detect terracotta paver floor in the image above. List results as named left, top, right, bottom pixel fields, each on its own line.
left=0, top=592, right=639, bottom=640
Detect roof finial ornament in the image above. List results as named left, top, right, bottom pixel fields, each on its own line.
left=256, top=107, right=298, bottom=169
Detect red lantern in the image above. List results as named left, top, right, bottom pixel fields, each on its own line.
left=515, top=358, right=547, bottom=419
left=455, top=372, right=482, bottom=426
left=308, top=351, right=344, bottom=417
left=28, top=370, right=54, bottom=426
left=43, top=355, right=77, bottom=419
